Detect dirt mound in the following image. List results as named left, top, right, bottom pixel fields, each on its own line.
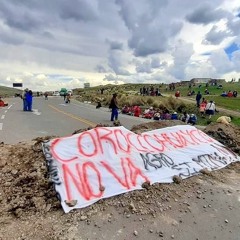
left=130, top=120, right=185, bottom=133
left=0, top=141, right=61, bottom=218
left=204, top=123, right=240, bottom=154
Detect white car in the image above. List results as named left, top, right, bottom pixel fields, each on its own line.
left=53, top=91, right=60, bottom=96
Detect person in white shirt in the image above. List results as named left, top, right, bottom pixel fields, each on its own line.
left=205, top=100, right=216, bottom=119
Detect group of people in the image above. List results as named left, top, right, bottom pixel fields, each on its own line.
left=109, top=93, right=198, bottom=125
left=22, top=88, right=33, bottom=111
left=121, top=105, right=198, bottom=125
left=221, top=90, right=238, bottom=98
left=195, top=92, right=218, bottom=119
left=139, top=86, right=162, bottom=96
left=199, top=99, right=217, bottom=119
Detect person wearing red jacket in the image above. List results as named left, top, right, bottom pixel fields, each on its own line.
left=175, top=90, right=180, bottom=98
left=134, top=106, right=141, bottom=117
left=0, top=97, right=5, bottom=107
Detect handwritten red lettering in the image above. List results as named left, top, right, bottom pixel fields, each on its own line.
left=126, top=133, right=150, bottom=152
left=114, top=129, right=131, bottom=153
left=144, top=134, right=165, bottom=152
left=101, top=157, right=149, bottom=189
left=94, top=127, right=118, bottom=155
left=63, top=162, right=103, bottom=201
left=51, top=138, right=78, bottom=163
left=78, top=132, right=98, bottom=157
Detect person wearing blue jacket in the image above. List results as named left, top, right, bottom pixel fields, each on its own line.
left=26, top=90, right=33, bottom=111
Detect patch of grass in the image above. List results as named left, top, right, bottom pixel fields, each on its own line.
left=203, top=96, right=240, bottom=111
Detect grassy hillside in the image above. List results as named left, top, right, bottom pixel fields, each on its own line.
left=0, top=86, right=23, bottom=97
left=74, top=81, right=240, bottom=108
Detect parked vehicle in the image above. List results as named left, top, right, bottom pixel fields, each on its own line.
left=53, top=91, right=60, bottom=96
left=59, top=88, right=67, bottom=96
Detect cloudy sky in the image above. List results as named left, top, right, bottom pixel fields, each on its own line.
left=0, top=0, right=240, bottom=91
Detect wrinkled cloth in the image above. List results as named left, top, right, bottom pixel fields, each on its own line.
left=216, top=116, right=231, bottom=125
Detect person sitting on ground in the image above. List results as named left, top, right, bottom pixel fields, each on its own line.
left=204, top=89, right=210, bottom=94
left=221, top=91, right=227, bottom=97
left=153, top=111, right=161, bottom=120
left=180, top=112, right=190, bottom=123
left=171, top=112, right=178, bottom=120
left=0, top=97, right=5, bottom=107
left=216, top=116, right=232, bottom=125
left=233, top=90, right=238, bottom=98
left=187, top=114, right=197, bottom=125
left=96, top=101, right=102, bottom=109
left=227, top=90, right=233, bottom=98
left=205, top=100, right=216, bottom=119
left=133, top=105, right=141, bottom=117
left=122, top=105, right=129, bottom=114
left=175, top=90, right=180, bottom=98
left=143, top=107, right=154, bottom=119
left=161, top=109, right=171, bottom=120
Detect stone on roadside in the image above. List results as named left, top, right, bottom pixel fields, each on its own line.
left=64, top=200, right=78, bottom=207
left=172, top=175, right=182, bottom=184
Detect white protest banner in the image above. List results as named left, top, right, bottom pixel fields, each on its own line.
left=42, top=125, right=240, bottom=213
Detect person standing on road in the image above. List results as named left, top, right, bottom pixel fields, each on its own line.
left=196, top=91, right=202, bottom=107
left=65, top=93, right=71, bottom=103
left=22, top=88, right=28, bottom=111
left=26, top=90, right=33, bottom=111
left=109, top=93, right=118, bottom=121
left=44, top=92, right=48, bottom=100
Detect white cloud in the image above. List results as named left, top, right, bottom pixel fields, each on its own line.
left=0, top=0, right=240, bottom=91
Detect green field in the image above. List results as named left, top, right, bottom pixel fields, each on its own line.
left=179, top=83, right=240, bottom=111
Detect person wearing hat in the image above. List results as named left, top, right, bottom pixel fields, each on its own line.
left=188, top=114, right=197, bottom=125
left=171, top=112, right=178, bottom=120
left=109, top=93, right=119, bottom=121
left=22, top=88, right=29, bottom=111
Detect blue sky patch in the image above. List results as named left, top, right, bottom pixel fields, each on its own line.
left=224, top=42, right=239, bottom=59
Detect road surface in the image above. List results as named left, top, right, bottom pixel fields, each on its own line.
left=0, top=96, right=153, bottom=144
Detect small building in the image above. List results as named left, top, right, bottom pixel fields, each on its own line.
left=190, top=78, right=226, bottom=85
left=190, top=78, right=211, bottom=84
left=84, top=83, right=90, bottom=88
left=209, top=79, right=226, bottom=85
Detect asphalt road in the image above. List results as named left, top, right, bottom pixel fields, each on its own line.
left=0, top=96, right=153, bottom=144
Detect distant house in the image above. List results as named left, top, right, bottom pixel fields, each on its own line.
left=190, top=78, right=211, bottom=84
left=84, top=83, right=90, bottom=88
left=190, top=78, right=226, bottom=85
left=180, top=80, right=191, bottom=85
left=209, top=79, right=226, bottom=85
